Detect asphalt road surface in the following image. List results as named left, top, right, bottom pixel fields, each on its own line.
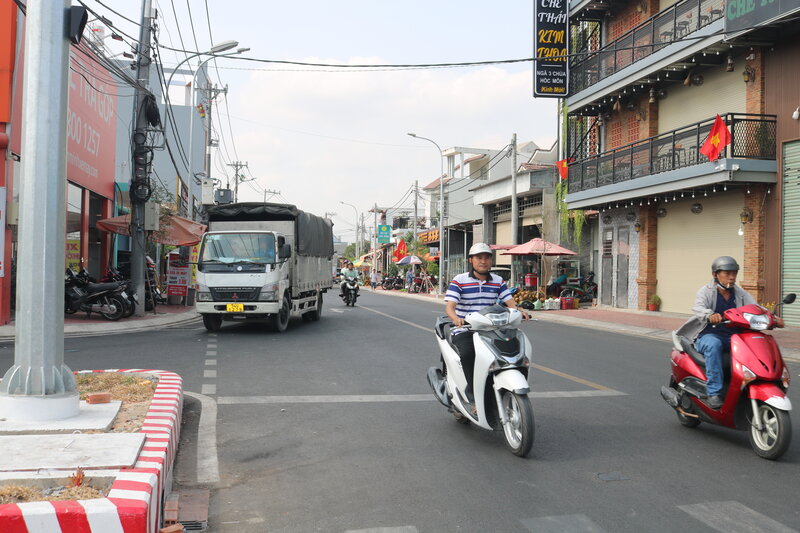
left=2, top=291, right=799, bottom=532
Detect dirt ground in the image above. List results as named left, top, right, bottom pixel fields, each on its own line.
left=0, top=372, right=158, bottom=504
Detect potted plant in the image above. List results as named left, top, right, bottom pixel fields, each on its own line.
left=647, top=294, right=661, bottom=311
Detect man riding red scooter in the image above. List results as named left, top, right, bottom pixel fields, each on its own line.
left=661, top=256, right=794, bottom=460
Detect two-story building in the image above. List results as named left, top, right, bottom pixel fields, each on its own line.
left=562, top=0, right=798, bottom=319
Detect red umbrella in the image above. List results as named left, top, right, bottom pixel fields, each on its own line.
left=97, top=213, right=207, bottom=246
left=490, top=244, right=515, bottom=250
left=501, top=238, right=576, bottom=256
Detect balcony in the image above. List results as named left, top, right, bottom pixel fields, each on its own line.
left=566, top=114, right=777, bottom=202
left=569, top=0, right=724, bottom=96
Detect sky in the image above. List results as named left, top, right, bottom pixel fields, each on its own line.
left=88, top=0, right=559, bottom=241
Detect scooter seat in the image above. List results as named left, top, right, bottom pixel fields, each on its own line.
left=434, top=315, right=450, bottom=340
left=677, top=335, right=706, bottom=368
left=86, top=282, right=123, bottom=293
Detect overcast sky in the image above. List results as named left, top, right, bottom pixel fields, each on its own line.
left=89, top=0, right=558, bottom=241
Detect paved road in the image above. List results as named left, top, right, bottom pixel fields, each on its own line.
left=2, top=292, right=799, bottom=532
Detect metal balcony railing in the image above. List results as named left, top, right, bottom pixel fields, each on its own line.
left=569, top=0, right=725, bottom=95
left=566, top=114, right=777, bottom=194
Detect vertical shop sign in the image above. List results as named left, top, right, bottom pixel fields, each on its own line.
left=533, top=0, right=569, bottom=97
left=65, top=240, right=81, bottom=271
left=166, top=252, right=190, bottom=296
left=0, top=187, right=5, bottom=276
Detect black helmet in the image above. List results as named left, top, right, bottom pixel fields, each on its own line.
left=711, top=256, right=739, bottom=273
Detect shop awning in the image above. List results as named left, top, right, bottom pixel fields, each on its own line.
left=501, top=238, right=576, bottom=256
left=96, top=214, right=207, bottom=246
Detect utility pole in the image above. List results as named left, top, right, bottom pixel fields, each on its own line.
left=0, top=1, right=79, bottom=420
left=263, top=189, right=280, bottom=203
left=129, top=0, right=156, bottom=317
left=510, top=133, right=518, bottom=287
left=373, top=203, right=378, bottom=274
left=412, top=180, right=418, bottom=250
left=202, top=83, right=227, bottom=188
left=227, top=160, right=248, bottom=202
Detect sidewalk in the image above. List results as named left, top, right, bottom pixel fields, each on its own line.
left=369, top=286, right=800, bottom=362
left=0, top=304, right=200, bottom=342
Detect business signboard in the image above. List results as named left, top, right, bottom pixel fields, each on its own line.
left=377, top=224, right=391, bottom=243
left=66, top=49, right=118, bottom=199
left=725, top=0, right=800, bottom=33
left=534, top=0, right=569, bottom=97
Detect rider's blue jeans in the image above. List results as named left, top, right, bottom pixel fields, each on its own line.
left=696, top=333, right=730, bottom=397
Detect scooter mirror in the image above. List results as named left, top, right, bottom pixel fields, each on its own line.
left=783, top=293, right=796, bottom=305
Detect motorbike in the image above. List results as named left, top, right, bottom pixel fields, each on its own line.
left=341, top=276, right=359, bottom=306
left=64, top=269, right=128, bottom=321
left=427, top=304, right=535, bottom=457
left=660, top=293, right=795, bottom=460
left=100, top=266, right=137, bottom=318
left=559, top=271, right=597, bottom=302
left=118, top=257, right=165, bottom=311
left=381, top=275, right=404, bottom=291
left=409, top=274, right=437, bottom=294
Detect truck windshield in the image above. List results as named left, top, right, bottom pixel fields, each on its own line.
left=200, top=233, right=275, bottom=271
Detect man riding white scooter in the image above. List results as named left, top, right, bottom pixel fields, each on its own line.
left=445, top=243, right=529, bottom=406
left=675, top=256, right=784, bottom=409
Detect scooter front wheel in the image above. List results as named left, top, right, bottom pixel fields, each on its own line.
left=749, top=401, right=791, bottom=460
left=500, top=391, right=534, bottom=457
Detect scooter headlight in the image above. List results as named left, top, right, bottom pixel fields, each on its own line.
left=742, top=312, right=770, bottom=330
left=486, top=312, right=509, bottom=326
left=782, top=366, right=791, bottom=389
left=741, top=364, right=757, bottom=384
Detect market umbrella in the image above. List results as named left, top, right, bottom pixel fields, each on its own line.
left=96, top=213, right=207, bottom=246
left=501, top=238, right=576, bottom=256
left=353, top=259, right=372, bottom=267
left=490, top=244, right=516, bottom=250
left=396, top=254, right=423, bottom=265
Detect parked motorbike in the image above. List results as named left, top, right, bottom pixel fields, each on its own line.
left=409, top=274, right=437, bottom=294
left=660, top=294, right=795, bottom=460
left=118, top=257, right=165, bottom=311
left=559, top=271, right=597, bottom=302
left=381, top=275, right=403, bottom=290
left=427, top=304, right=535, bottom=457
left=100, top=266, right=137, bottom=318
left=341, top=276, right=359, bottom=306
left=64, top=269, right=128, bottom=321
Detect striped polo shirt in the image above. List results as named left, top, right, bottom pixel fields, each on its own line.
left=445, top=271, right=512, bottom=333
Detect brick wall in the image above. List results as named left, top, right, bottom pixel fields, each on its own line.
left=740, top=184, right=767, bottom=303
left=636, top=205, right=658, bottom=309
left=744, top=47, right=765, bottom=115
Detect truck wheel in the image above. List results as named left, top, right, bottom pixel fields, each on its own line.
left=271, top=294, right=291, bottom=332
left=309, top=291, right=322, bottom=321
left=202, top=314, right=222, bottom=332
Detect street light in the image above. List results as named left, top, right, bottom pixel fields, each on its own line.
left=187, top=47, right=250, bottom=190
left=340, top=201, right=360, bottom=259
left=408, top=132, right=446, bottom=294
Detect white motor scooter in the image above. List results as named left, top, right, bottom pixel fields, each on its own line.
left=427, top=304, right=535, bottom=457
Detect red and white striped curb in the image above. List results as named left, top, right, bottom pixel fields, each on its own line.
left=0, top=369, right=183, bottom=533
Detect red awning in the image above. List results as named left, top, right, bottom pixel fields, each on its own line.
left=96, top=214, right=207, bottom=246
left=501, top=238, right=577, bottom=256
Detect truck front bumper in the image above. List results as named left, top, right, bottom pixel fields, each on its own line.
left=196, top=301, right=280, bottom=315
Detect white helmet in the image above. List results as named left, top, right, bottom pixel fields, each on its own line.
left=468, top=243, right=493, bottom=257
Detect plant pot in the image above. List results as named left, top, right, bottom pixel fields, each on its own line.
left=647, top=303, right=659, bottom=311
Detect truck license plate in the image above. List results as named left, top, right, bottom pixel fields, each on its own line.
left=226, top=304, right=244, bottom=312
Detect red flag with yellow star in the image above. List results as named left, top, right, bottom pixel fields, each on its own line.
left=699, top=115, right=731, bottom=161
left=556, top=158, right=569, bottom=180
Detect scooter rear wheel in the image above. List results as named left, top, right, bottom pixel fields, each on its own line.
left=500, top=391, right=534, bottom=457
left=748, top=401, right=791, bottom=460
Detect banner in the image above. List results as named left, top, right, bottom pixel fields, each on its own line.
left=534, top=0, right=569, bottom=97
left=377, top=224, right=391, bottom=243
left=166, top=252, right=190, bottom=296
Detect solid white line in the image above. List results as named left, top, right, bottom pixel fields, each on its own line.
left=217, top=390, right=625, bottom=405
left=346, top=527, right=419, bottom=533
left=678, top=501, right=798, bottom=533
left=184, top=391, right=220, bottom=485
left=201, top=383, right=216, bottom=395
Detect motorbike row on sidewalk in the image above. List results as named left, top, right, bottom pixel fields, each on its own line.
left=64, top=258, right=166, bottom=321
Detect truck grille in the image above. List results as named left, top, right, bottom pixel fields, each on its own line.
left=210, top=287, right=261, bottom=302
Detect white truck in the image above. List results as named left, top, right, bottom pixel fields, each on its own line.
left=195, top=202, right=333, bottom=332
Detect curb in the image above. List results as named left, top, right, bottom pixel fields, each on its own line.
left=0, top=369, right=183, bottom=533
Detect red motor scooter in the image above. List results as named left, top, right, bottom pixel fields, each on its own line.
left=661, top=293, right=795, bottom=460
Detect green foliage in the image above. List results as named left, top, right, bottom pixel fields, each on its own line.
left=554, top=180, right=586, bottom=250
left=387, top=263, right=399, bottom=276
left=649, top=294, right=662, bottom=306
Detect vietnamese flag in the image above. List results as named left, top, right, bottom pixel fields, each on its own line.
left=393, top=239, right=407, bottom=261
left=699, top=115, right=731, bottom=162
left=556, top=158, right=569, bottom=180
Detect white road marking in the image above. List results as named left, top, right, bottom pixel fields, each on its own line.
left=346, top=527, right=419, bottom=533
left=184, top=391, right=220, bottom=484
left=205, top=359, right=217, bottom=366
left=204, top=369, right=217, bottom=378
left=201, top=383, right=216, bottom=395
left=217, top=389, right=625, bottom=405
left=330, top=308, right=344, bottom=313
left=679, top=501, right=798, bottom=533
left=206, top=350, right=217, bottom=356
left=521, top=514, right=607, bottom=533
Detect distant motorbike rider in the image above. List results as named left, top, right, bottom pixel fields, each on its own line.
left=675, top=256, right=783, bottom=409
left=339, top=261, right=358, bottom=297
left=444, top=243, right=528, bottom=403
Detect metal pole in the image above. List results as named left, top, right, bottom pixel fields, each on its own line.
left=0, top=0, right=78, bottom=420
left=413, top=180, right=418, bottom=250
left=510, top=133, right=518, bottom=287
left=373, top=203, right=378, bottom=277
left=340, top=201, right=359, bottom=259
left=130, top=0, right=154, bottom=317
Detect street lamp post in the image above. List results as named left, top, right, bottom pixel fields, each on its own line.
left=340, top=201, right=360, bottom=259
left=408, top=133, right=445, bottom=294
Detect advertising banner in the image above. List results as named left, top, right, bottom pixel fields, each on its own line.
left=377, top=224, right=391, bottom=243
left=166, top=253, right=190, bottom=296
left=65, top=239, right=81, bottom=271
left=725, top=0, right=800, bottom=33
left=66, top=49, right=118, bottom=199
left=534, top=0, right=569, bottom=97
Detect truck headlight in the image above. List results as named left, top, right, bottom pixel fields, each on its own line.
left=196, top=291, right=213, bottom=302
left=259, top=283, right=279, bottom=301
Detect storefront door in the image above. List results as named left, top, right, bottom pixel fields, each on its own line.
left=616, top=227, right=629, bottom=307
left=601, top=228, right=613, bottom=305
left=782, top=140, right=800, bottom=326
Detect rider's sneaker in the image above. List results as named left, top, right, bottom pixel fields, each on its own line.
left=707, top=395, right=723, bottom=409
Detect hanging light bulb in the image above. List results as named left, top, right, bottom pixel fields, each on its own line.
left=673, top=193, right=676, bottom=201
left=738, top=224, right=744, bottom=236
left=713, top=185, right=716, bottom=193
left=692, top=191, right=696, bottom=198
left=768, top=187, right=771, bottom=194
left=747, top=187, right=751, bottom=194
left=704, top=190, right=708, bottom=197
left=640, top=200, right=643, bottom=206
left=723, top=183, right=727, bottom=191
left=616, top=202, right=619, bottom=208
left=681, top=191, right=685, bottom=198
left=647, top=198, right=651, bottom=205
